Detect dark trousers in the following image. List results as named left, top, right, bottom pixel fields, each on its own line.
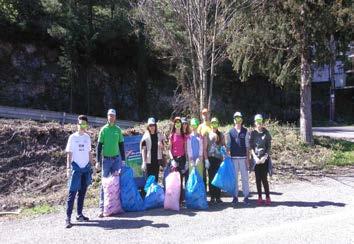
left=175, top=155, right=187, bottom=203
left=66, top=174, right=88, bottom=219
left=147, top=161, right=160, bottom=183
left=208, top=157, right=222, bottom=199
left=255, top=160, right=270, bottom=198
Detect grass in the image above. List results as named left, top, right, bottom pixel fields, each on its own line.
left=315, top=137, right=354, bottom=166
left=22, top=204, right=59, bottom=217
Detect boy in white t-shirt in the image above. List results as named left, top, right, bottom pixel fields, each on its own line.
left=65, top=115, right=93, bottom=228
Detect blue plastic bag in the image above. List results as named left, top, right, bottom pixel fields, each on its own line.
left=143, top=175, right=165, bottom=210
left=120, top=166, right=145, bottom=212
left=211, top=156, right=236, bottom=196
left=185, top=167, right=208, bottom=210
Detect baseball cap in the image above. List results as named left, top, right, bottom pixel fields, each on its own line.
left=181, top=117, right=188, bottom=124
left=107, top=109, right=116, bottom=116
left=190, top=118, right=200, bottom=127
left=233, top=111, right=242, bottom=118
left=254, top=114, right=263, bottom=121
left=147, top=117, right=156, bottom=125
left=211, top=117, right=219, bottom=124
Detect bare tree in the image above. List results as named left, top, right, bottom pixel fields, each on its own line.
left=136, top=0, right=248, bottom=115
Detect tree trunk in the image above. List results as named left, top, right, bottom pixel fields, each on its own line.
left=300, top=50, right=313, bottom=145
left=208, top=0, right=219, bottom=112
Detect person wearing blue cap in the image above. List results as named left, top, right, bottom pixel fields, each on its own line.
left=225, top=111, right=250, bottom=206
left=96, top=108, right=125, bottom=218
left=140, top=117, right=165, bottom=182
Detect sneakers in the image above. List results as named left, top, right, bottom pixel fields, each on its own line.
left=265, top=197, right=271, bottom=206
left=257, top=197, right=264, bottom=206
left=76, top=215, right=89, bottom=222
left=65, top=219, right=73, bottom=229
left=232, top=197, right=238, bottom=206
left=216, top=198, right=223, bottom=203
left=98, top=212, right=104, bottom=218
left=243, top=197, right=250, bottom=206
left=210, top=198, right=216, bottom=204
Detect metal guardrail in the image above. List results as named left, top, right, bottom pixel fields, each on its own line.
left=0, top=105, right=137, bottom=128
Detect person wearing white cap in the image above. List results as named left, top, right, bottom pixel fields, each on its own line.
left=225, top=111, right=250, bottom=206
left=140, top=117, right=165, bottom=183
left=96, top=108, right=125, bottom=217
left=250, top=114, right=272, bottom=206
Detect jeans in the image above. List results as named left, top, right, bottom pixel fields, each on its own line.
left=232, top=158, right=249, bottom=198
left=99, top=155, right=122, bottom=211
left=66, top=174, right=88, bottom=219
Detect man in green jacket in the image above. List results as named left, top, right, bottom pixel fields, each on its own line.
left=96, top=109, right=125, bottom=217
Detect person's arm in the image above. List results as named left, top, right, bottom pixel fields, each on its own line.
left=141, top=140, right=147, bottom=163
left=96, top=142, right=103, bottom=165
left=119, top=142, right=125, bottom=161
left=265, top=131, right=272, bottom=155
left=66, top=152, right=72, bottom=178
left=225, top=132, right=231, bottom=156
left=202, top=135, right=208, bottom=161
left=169, top=135, right=174, bottom=160
left=245, top=131, right=250, bottom=168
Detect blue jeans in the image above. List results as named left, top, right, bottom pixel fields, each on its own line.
left=66, top=174, right=88, bottom=219
left=99, top=156, right=122, bottom=211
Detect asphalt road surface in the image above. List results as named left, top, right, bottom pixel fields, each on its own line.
left=1, top=169, right=354, bottom=244
left=313, top=126, right=354, bottom=142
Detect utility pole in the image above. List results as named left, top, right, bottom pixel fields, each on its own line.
left=329, top=34, right=336, bottom=122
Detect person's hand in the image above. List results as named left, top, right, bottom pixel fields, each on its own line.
left=205, top=159, right=210, bottom=169
left=95, top=161, right=101, bottom=170
left=190, top=159, right=195, bottom=167
left=171, top=159, right=178, bottom=168
left=246, top=158, right=250, bottom=170
left=141, top=162, right=147, bottom=172
left=66, top=168, right=71, bottom=178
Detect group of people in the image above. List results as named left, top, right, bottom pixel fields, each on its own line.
left=64, top=108, right=272, bottom=228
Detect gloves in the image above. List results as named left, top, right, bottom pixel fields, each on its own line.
left=190, top=159, right=196, bottom=167
left=141, top=162, right=147, bottom=172
left=205, top=159, right=210, bottom=169
left=171, top=159, right=178, bottom=168
left=195, top=158, right=200, bottom=166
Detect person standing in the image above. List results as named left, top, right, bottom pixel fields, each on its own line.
left=205, top=117, right=224, bottom=204
left=96, top=109, right=125, bottom=218
left=140, top=117, right=165, bottom=183
left=65, top=115, right=93, bottom=228
left=169, top=117, right=187, bottom=204
left=225, top=112, right=250, bottom=206
left=186, top=118, right=204, bottom=178
left=250, top=114, right=272, bottom=206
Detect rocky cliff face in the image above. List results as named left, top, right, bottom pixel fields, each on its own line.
left=0, top=40, right=175, bottom=120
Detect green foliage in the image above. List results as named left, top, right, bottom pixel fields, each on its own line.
left=227, top=0, right=353, bottom=85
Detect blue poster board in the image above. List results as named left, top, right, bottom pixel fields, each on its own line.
left=124, top=135, right=145, bottom=187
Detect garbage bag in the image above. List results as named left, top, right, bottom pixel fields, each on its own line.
left=185, top=167, right=208, bottom=210
left=120, top=166, right=145, bottom=212
left=102, top=175, right=124, bottom=216
left=143, top=175, right=165, bottom=210
left=211, top=157, right=236, bottom=196
left=164, top=171, right=181, bottom=211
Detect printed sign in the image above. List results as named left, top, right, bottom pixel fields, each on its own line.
left=124, top=135, right=145, bottom=187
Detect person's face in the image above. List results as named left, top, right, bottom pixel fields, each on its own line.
left=234, top=116, right=243, bottom=125
left=255, top=119, right=263, bottom=128
left=78, top=119, right=88, bottom=131
left=211, top=121, right=219, bottom=130
left=175, top=121, right=182, bottom=130
left=107, top=114, right=116, bottom=124
left=149, top=124, right=156, bottom=133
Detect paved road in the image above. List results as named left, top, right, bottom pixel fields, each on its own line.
left=313, top=126, right=354, bottom=142
left=1, top=172, right=354, bottom=244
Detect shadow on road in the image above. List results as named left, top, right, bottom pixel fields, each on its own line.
left=248, top=200, right=346, bottom=208
left=74, top=219, right=169, bottom=230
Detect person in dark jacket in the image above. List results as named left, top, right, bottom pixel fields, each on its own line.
left=250, top=114, right=272, bottom=206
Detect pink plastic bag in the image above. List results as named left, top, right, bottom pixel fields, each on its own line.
left=164, top=171, right=181, bottom=211
left=102, top=175, right=124, bottom=216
